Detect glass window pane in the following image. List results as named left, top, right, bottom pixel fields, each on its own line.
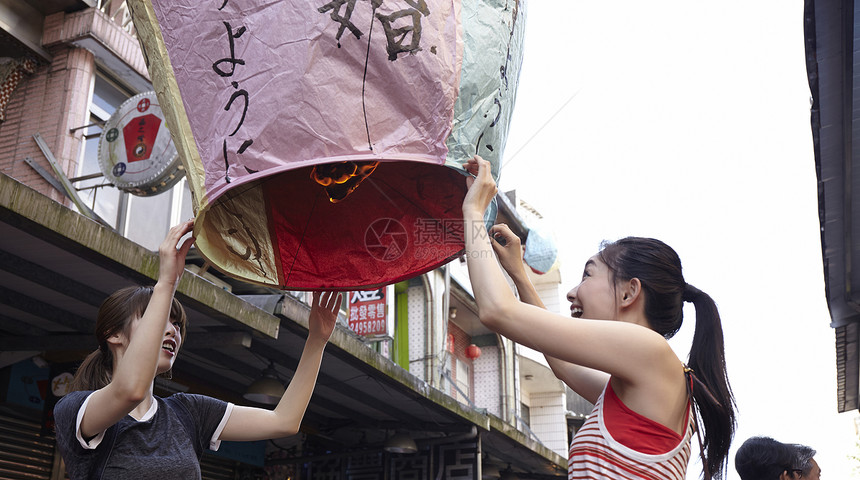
left=125, top=193, right=172, bottom=250
left=179, top=180, right=194, bottom=221
left=456, top=359, right=470, bottom=403
left=79, top=118, right=103, bottom=175
left=75, top=115, right=120, bottom=224
left=75, top=73, right=132, bottom=228
left=92, top=75, right=131, bottom=118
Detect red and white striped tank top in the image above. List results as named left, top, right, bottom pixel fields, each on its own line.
left=568, top=382, right=693, bottom=480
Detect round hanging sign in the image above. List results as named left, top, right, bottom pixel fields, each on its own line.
left=97, top=91, right=184, bottom=196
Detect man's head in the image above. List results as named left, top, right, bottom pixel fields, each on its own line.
left=735, top=437, right=819, bottom=480
left=789, top=444, right=820, bottom=480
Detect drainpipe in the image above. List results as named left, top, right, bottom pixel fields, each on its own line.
left=422, top=273, right=435, bottom=387
left=496, top=333, right=509, bottom=424
left=440, top=265, right=451, bottom=388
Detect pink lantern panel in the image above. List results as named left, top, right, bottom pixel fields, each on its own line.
left=129, top=0, right=525, bottom=289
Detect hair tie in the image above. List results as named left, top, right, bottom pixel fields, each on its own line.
left=683, top=283, right=703, bottom=303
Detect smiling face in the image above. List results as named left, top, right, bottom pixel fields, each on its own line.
left=122, top=313, right=183, bottom=375
left=566, top=255, right=622, bottom=321
left=158, top=316, right=183, bottom=374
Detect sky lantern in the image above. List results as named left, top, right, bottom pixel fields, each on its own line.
left=129, top=0, right=525, bottom=290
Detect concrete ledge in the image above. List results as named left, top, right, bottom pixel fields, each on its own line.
left=0, top=173, right=279, bottom=338
left=279, top=293, right=491, bottom=430
left=43, top=8, right=151, bottom=92
left=488, top=413, right=567, bottom=467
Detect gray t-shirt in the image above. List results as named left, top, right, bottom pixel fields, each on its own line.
left=54, top=391, right=231, bottom=480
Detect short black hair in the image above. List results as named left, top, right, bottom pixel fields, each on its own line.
left=790, top=444, right=817, bottom=475
left=735, top=436, right=794, bottom=480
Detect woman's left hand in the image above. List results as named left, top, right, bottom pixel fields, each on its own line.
left=221, top=290, right=342, bottom=442
left=308, top=291, right=340, bottom=344
left=463, top=156, right=498, bottom=218
left=158, top=219, right=195, bottom=288
left=489, top=223, right=526, bottom=278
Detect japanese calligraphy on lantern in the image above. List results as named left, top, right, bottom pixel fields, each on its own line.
left=128, top=0, right=525, bottom=290
left=348, top=287, right=389, bottom=336
left=210, top=9, right=256, bottom=184
left=144, top=0, right=459, bottom=198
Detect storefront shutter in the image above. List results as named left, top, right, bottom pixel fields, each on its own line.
left=0, top=414, right=54, bottom=479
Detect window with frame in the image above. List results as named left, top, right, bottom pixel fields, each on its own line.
left=76, top=73, right=129, bottom=227
left=76, top=72, right=193, bottom=251
left=455, top=357, right=471, bottom=404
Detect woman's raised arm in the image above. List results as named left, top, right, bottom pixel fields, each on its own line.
left=80, top=220, right=195, bottom=438
left=220, top=291, right=340, bottom=441
left=489, top=223, right=608, bottom=403
left=462, top=157, right=677, bottom=389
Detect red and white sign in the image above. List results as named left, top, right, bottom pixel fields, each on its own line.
left=348, top=288, right=388, bottom=336
left=98, top=91, right=184, bottom=196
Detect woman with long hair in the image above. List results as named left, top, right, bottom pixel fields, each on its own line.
left=462, top=156, right=735, bottom=479
left=54, top=220, right=342, bottom=479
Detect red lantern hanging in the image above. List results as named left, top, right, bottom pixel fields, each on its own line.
left=465, top=344, right=481, bottom=360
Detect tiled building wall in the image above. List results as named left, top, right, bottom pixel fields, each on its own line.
left=448, top=321, right=470, bottom=359
left=472, top=345, right=500, bottom=417
left=0, top=44, right=92, bottom=204
left=407, top=284, right=425, bottom=381
left=527, top=391, right=568, bottom=457
left=1, top=7, right=150, bottom=207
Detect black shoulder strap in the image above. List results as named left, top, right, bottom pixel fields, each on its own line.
left=92, top=425, right=118, bottom=480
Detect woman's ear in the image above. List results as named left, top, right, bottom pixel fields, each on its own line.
left=106, top=331, right=124, bottom=347
left=620, top=278, right=641, bottom=307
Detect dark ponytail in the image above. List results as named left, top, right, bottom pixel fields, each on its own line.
left=70, top=286, right=187, bottom=392
left=683, top=284, right=736, bottom=480
left=599, top=237, right=736, bottom=479
left=70, top=348, right=113, bottom=392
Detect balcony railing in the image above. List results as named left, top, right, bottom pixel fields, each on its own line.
left=97, top=0, right=134, bottom=35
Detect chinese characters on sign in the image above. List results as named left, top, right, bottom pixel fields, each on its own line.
left=122, top=102, right=161, bottom=163
left=348, top=287, right=388, bottom=336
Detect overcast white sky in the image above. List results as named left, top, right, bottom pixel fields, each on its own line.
left=498, top=1, right=859, bottom=478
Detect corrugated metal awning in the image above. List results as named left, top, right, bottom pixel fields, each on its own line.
left=805, top=0, right=860, bottom=412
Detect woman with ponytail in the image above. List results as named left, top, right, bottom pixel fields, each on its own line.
left=462, top=156, right=735, bottom=479
left=54, top=221, right=342, bottom=480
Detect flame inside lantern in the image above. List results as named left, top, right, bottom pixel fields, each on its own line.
left=311, top=161, right=379, bottom=203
